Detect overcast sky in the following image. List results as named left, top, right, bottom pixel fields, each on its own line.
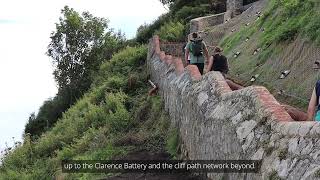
left=0, top=0, right=166, bottom=153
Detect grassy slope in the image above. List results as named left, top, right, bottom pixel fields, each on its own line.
left=219, top=0, right=320, bottom=109
left=0, top=46, right=178, bottom=180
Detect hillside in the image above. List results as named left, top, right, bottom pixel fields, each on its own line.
left=202, top=0, right=320, bottom=110
left=0, top=46, right=183, bottom=179
left=2, top=0, right=320, bottom=179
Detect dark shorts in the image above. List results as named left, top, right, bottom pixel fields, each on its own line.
left=191, top=63, right=204, bottom=75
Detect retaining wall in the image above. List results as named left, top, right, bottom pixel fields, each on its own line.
left=148, top=35, right=320, bottom=180
left=159, top=41, right=185, bottom=58
left=190, top=13, right=225, bottom=33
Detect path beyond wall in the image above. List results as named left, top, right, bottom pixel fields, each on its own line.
left=148, top=36, right=320, bottom=180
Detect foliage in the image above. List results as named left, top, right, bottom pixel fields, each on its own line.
left=0, top=45, right=172, bottom=179
left=169, top=0, right=226, bottom=15
left=137, top=0, right=227, bottom=44
left=166, top=128, right=179, bottom=158
left=159, top=0, right=175, bottom=6
left=24, top=90, right=73, bottom=139
left=136, top=14, right=170, bottom=44
left=25, top=6, right=126, bottom=139
left=93, top=46, right=147, bottom=88
left=47, top=5, right=126, bottom=101
left=155, top=21, right=185, bottom=42
left=175, top=5, right=210, bottom=23
left=259, top=0, right=317, bottom=45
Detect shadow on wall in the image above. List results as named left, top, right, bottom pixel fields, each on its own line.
left=243, top=0, right=260, bottom=6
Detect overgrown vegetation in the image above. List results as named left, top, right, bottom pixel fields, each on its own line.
left=25, top=6, right=126, bottom=139
left=155, top=21, right=185, bottom=42
left=0, top=45, right=174, bottom=179
left=259, top=0, right=319, bottom=45
left=218, top=0, right=320, bottom=110
left=221, top=0, right=320, bottom=54
left=135, top=0, right=227, bottom=43
left=166, top=128, right=180, bottom=158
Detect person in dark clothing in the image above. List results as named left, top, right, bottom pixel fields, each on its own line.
left=206, top=47, right=229, bottom=76
left=307, top=80, right=320, bottom=121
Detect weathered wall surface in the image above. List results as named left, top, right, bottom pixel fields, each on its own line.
left=190, top=13, right=225, bottom=33
left=159, top=41, right=185, bottom=58
left=148, top=36, right=320, bottom=180
left=225, top=0, right=243, bottom=20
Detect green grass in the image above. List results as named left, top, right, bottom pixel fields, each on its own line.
left=166, top=128, right=179, bottom=158
left=259, top=0, right=318, bottom=45
left=0, top=45, right=173, bottom=180
left=217, top=0, right=320, bottom=110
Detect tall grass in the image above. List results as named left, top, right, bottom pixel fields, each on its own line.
left=0, top=45, right=171, bottom=179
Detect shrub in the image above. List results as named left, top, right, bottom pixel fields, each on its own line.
left=136, top=14, right=170, bottom=44
left=155, top=21, right=185, bottom=42
left=94, top=45, right=147, bottom=87
left=175, top=6, right=209, bottom=22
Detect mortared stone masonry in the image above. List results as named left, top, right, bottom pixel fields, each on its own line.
left=148, top=35, right=320, bottom=179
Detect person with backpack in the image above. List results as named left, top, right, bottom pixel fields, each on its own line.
left=307, top=80, right=320, bottom=121
left=184, top=32, right=209, bottom=75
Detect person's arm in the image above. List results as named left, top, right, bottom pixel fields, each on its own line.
left=203, top=43, right=210, bottom=64
left=206, top=55, right=214, bottom=73
left=185, top=44, right=190, bottom=65
left=307, top=88, right=317, bottom=121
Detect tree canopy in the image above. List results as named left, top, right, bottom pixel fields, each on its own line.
left=25, top=6, right=125, bottom=138
left=47, top=6, right=125, bottom=96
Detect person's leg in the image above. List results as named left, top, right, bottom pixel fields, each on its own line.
left=196, top=63, right=204, bottom=75
left=190, top=63, right=204, bottom=75
left=226, top=79, right=244, bottom=91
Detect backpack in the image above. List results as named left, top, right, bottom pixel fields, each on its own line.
left=190, top=40, right=203, bottom=57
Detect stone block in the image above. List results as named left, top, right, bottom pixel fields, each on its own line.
left=298, top=122, right=314, bottom=137
left=236, top=120, right=257, bottom=141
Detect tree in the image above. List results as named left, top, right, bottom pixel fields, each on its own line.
left=24, top=91, right=70, bottom=138
left=47, top=6, right=124, bottom=100
left=25, top=6, right=126, bottom=139
left=159, top=0, right=175, bottom=9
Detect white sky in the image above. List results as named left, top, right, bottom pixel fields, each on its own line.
left=0, top=0, right=166, bottom=153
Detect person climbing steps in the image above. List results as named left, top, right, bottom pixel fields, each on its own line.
left=206, top=46, right=229, bottom=77
left=184, top=32, right=209, bottom=75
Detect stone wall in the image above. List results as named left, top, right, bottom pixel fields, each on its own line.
left=190, top=13, right=225, bottom=33
left=159, top=41, right=185, bottom=58
left=190, top=0, right=257, bottom=33
left=148, top=36, right=320, bottom=179
left=225, top=0, right=244, bottom=20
